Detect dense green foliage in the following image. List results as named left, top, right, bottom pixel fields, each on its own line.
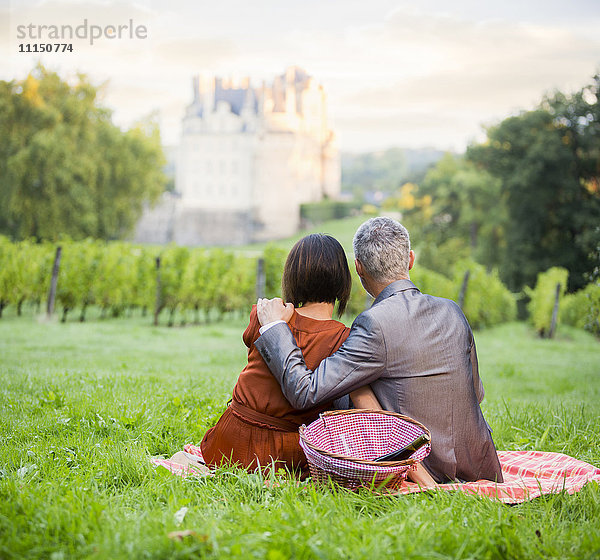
left=0, top=65, right=166, bottom=241
left=467, top=76, right=600, bottom=292
left=341, top=147, right=445, bottom=198
left=1, top=316, right=599, bottom=559
left=300, top=199, right=362, bottom=225
left=408, top=155, right=505, bottom=272
left=408, top=260, right=517, bottom=329
left=453, top=260, right=517, bottom=329
left=392, top=75, right=600, bottom=294
left=560, top=282, right=600, bottom=336
left=526, top=267, right=569, bottom=337
left=0, top=239, right=288, bottom=325
left=262, top=245, right=287, bottom=299
left=0, top=236, right=52, bottom=317
left=409, top=266, right=455, bottom=300
left=0, top=237, right=524, bottom=330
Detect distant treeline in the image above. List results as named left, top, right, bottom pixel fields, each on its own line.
left=341, top=147, right=447, bottom=199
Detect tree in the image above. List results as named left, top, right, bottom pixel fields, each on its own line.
left=179, top=249, right=209, bottom=324
left=526, top=267, right=569, bottom=337
left=0, top=237, right=17, bottom=317
left=468, top=76, right=600, bottom=292
left=401, top=154, right=505, bottom=275
left=93, top=242, right=137, bottom=318
left=131, top=246, right=158, bottom=317
left=263, top=245, right=287, bottom=299
left=342, top=148, right=445, bottom=198
left=21, top=240, right=54, bottom=313
left=157, top=245, right=189, bottom=326
left=219, top=255, right=256, bottom=316
left=0, top=65, right=166, bottom=241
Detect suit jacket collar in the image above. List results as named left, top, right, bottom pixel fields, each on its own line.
left=372, top=279, right=420, bottom=306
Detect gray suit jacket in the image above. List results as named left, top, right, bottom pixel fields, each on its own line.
left=255, top=279, right=503, bottom=483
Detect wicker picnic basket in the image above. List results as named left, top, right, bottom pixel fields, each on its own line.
left=299, top=409, right=431, bottom=490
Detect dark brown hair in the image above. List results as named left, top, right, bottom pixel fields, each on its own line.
left=282, top=234, right=352, bottom=317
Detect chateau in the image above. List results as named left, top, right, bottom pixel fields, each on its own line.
left=135, top=67, right=340, bottom=245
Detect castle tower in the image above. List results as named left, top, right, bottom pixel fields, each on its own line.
left=135, top=67, right=341, bottom=246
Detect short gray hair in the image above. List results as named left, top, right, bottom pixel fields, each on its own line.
left=353, top=217, right=411, bottom=283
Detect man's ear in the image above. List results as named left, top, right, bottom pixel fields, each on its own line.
left=408, top=250, right=415, bottom=270
left=355, top=259, right=364, bottom=277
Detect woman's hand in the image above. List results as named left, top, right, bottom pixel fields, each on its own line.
left=256, top=297, right=294, bottom=326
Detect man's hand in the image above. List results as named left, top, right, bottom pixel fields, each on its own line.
left=256, top=298, right=294, bottom=326
left=407, top=463, right=437, bottom=488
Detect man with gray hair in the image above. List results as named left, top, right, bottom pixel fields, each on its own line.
left=256, top=217, right=503, bottom=484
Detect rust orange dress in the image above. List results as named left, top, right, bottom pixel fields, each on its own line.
left=200, top=305, right=350, bottom=475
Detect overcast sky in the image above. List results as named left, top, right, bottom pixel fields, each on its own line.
left=2, top=0, right=599, bottom=152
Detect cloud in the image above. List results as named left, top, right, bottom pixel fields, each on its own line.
left=334, top=110, right=476, bottom=152
left=347, top=9, right=600, bottom=105
left=0, top=5, right=10, bottom=44
left=154, top=37, right=238, bottom=69
left=323, top=7, right=600, bottom=149
left=9, top=0, right=155, bottom=28
left=3, top=1, right=599, bottom=151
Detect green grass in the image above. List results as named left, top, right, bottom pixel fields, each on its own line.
left=1, top=312, right=599, bottom=559
left=238, top=214, right=368, bottom=254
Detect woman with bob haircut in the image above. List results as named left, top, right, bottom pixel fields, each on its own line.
left=200, top=233, right=379, bottom=476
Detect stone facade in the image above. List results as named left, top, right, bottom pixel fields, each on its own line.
left=134, top=67, right=340, bottom=246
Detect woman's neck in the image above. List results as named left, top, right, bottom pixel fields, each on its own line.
left=295, top=301, right=335, bottom=320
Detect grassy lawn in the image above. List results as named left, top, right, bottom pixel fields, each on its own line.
left=1, top=310, right=599, bottom=559
left=238, top=215, right=369, bottom=254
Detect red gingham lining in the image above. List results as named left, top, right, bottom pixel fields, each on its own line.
left=299, top=411, right=430, bottom=488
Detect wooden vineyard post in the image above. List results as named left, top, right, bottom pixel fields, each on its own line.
left=458, top=269, right=470, bottom=310
left=256, top=257, right=266, bottom=300
left=47, top=246, right=62, bottom=318
left=548, top=283, right=561, bottom=339
left=153, top=256, right=162, bottom=326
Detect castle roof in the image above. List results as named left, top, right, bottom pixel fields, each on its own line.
left=215, top=84, right=247, bottom=115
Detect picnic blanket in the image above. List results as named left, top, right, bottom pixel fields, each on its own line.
left=150, top=448, right=600, bottom=504
left=393, top=450, right=600, bottom=503
left=151, top=444, right=210, bottom=477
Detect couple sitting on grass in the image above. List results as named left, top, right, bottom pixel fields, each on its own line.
left=194, top=217, right=503, bottom=487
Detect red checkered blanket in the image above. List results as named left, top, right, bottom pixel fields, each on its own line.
left=393, top=450, right=600, bottom=503
left=150, top=448, right=600, bottom=504
left=151, top=444, right=208, bottom=477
